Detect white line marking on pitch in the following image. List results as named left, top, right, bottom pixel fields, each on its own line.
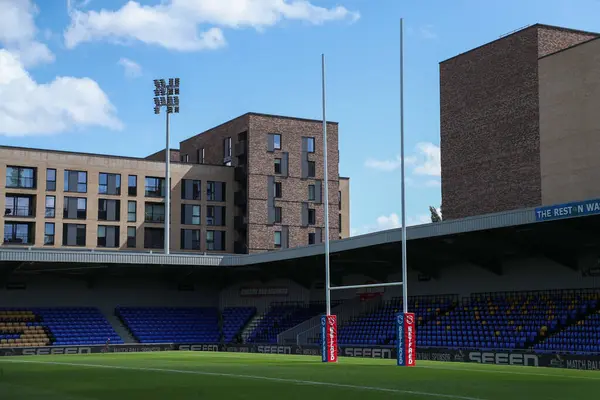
left=419, top=365, right=600, bottom=381
left=0, top=359, right=486, bottom=400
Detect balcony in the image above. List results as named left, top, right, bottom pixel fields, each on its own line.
left=235, top=141, right=247, bottom=157
left=4, top=195, right=35, bottom=218
left=234, top=166, right=247, bottom=182
left=234, top=215, right=248, bottom=231
left=234, top=190, right=247, bottom=207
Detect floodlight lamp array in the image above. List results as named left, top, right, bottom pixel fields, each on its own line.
left=153, top=77, right=180, bottom=114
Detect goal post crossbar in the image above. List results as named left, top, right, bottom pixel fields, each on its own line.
left=328, top=281, right=404, bottom=291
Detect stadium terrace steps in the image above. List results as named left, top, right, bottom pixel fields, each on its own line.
left=102, top=308, right=137, bottom=344
left=117, top=307, right=221, bottom=344
left=241, top=314, right=263, bottom=342
left=533, top=292, right=600, bottom=354
left=222, top=307, right=256, bottom=343
left=247, top=302, right=334, bottom=344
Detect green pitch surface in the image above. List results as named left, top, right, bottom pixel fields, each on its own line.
left=0, top=352, right=598, bottom=399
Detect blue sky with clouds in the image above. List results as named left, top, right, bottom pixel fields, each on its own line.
left=1, top=0, right=600, bottom=235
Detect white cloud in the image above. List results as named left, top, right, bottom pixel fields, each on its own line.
left=0, top=0, right=54, bottom=67
left=0, top=49, right=122, bottom=136
left=364, top=142, right=441, bottom=177
left=364, top=155, right=416, bottom=172
left=63, top=0, right=359, bottom=51
left=419, top=24, right=437, bottom=40
left=118, top=57, right=142, bottom=78
left=351, top=213, right=431, bottom=236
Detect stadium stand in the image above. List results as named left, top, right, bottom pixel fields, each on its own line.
left=222, top=307, right=256, bottom=343
left=0, top=310, right=49, bottom=347
left=247, top=302, right=332, bottom=344
left=1, top=308, right=122, bottom=347
left=41, top=307, right=123, bottom=346
left=336, top=295, right=457, bottom=345
left=418, top=290, right=600, bottom=351
left=117, top=307, right=220, bottom=344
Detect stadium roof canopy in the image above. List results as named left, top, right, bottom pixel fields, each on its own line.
left=2, top=198, right=600, bottom=280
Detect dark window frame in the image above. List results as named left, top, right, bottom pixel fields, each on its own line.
left=274, top=207, right=282, bottom=223
left=273, top=134, right=281, bottom=150
left=98, top=199, right=121, bottom=221
left=5, top=166, right=36, bottom=189
left=128, top=200, right=136, bottom=222
left=145, top=176, right=165, bottom=198
left=274, top=231, right=282, bottom=248
left=180, top=229, right=201, bottom=250
left=274, top=158, right=282, bottom=174
left=62, top=223, right=86, bottom=247
left=306, top=137, right=315, bottom=153
left=127, top=226, right=136, bottom=248
left=308, top=185, right=315, bottom=201
left=3, top=222, right=34, bottom=245
left=45, top=195, right=55, bottom=218
left=128, top=175, right=137, bottom=196
left=46, top=169, right=56, bottom=191
left=274, top=182, right=282, bottom=198
left=145, top=202, right=165, bottom=223
left=98, top=172, right=121, bottom=195
left=44, top=222, right=55, bottom=245
left=63, top=197, right=87, bottom=220
left=308, top=232, right=316, bottom=245
left=308, top=208, right=316, bottom=225
left=4, top=194, right=34, bottom=217
left=307, top=161, right=316, bottom=178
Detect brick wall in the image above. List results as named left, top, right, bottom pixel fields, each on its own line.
left=440, top=25, right=597, bottom=220
left=247, top=114, right=339, bottom=252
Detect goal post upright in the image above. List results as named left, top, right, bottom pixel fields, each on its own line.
left=320, top=19, right=415, bottom=366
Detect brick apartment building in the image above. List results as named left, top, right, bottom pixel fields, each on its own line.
left=440, top=24, right=600, bottom=220
left=0, top=113, right=350, bottom=254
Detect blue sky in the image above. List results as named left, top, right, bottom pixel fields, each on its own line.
left=1, top=0, right=600, bottom=235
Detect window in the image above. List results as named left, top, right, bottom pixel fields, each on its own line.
left=99, top=173, right=121, bottom=195
left=64, top=170, right=87, bottom=193
left=128, top=175, right=137, bottom=196
left=3, top=222, right=34, bottom=244
left=308, top=185, right=315, bottom=201
left=308, top=208, right=315, bottom=225
left=182, top=204, right=201, bottom=225
left=180, top=229, right=201, bottom=250
left=308, top=232, right=315, bottom=245
left=145, top=203, right=165, bottom=223
left=6, top=166, right=36, bottom=189
left=63, top=197, right=87, bottom=219
left=274, top=231, right=282, bottom=248
left=206, top=206, right=225, bottom=226
left=274, top=182, right=282, bottom=198
left=206, top=230, right=225, bottom=251
left=273, top=134, right=281, bottom=150
left=339, top=213, right=342, bottom=234
left=144, top=227, right=164, bottom=249
left=223, top=137, right=232, bottom=159
left=128, top=201, right=136, bottom=222
left=307, top=161, right=315, bottom=178
left=44, top=223, right=55, bottom=245
left=45, top=196, right=55, bottom=218
left=181, top=154, right=189, bottom=163
left=4, top=195, right=33, bottom=217
left=145, top=177, right=165, bottom=197
left=97, top=225, right=119, bottom=248
left=306, top=137, right=315, bottom=153
left=197, top=148, right=204, bottom=164
left=127, top=227, right=136, bottom=248
left=181, top=179, right=201, bottom=200
left=98, top=199, right=121, bottom=221
left=46, top=169, right=56, bottom=191
left=207, top=181, right=226, bottom=202
left=274, top=207, right=282, bottom=223
left=62, top=223, right=86, bottom=246
left=274, top=158, right=282, bottom=174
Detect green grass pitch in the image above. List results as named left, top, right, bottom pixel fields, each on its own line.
left=0, top=352, right=597, bottom=399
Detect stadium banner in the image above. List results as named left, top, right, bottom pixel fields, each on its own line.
left=1, top=343, right=599, bottom=371
left=535, top=198, right=600, bottom=221
left=321, top=315, right=338, bottom=363
left=396, top=313, right=416, bottom=367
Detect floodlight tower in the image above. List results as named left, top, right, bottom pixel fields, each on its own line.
left=153, top=78, right=180, bottom=255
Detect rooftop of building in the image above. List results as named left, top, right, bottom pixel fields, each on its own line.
left=440, top=23, right=600, bottom=64
left=181, top=112, right=339, bottom=144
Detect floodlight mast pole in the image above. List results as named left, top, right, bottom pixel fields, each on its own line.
left=322, top=54, right=331, bottom=317
left=165, top=109, right=171, bottom=255
left=153, top=78, right=180, bottom=256
left=400, top=18, right=408, bottom=314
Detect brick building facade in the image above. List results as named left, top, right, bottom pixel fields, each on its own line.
left=180, top=113, right=348, bottom=253
left=440, top=24, right=598, bottom=220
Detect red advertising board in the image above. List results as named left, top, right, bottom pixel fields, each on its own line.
left=325, top=315, right=338, bottom=363
left=404, top=312, right=416, bottom=367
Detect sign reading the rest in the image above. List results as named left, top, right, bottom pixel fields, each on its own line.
left=535, top=199, right=600, bottom=222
